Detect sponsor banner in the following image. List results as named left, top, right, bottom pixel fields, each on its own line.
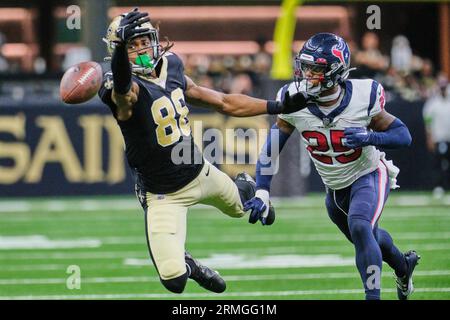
left=0, top=105, right=269, bottom=197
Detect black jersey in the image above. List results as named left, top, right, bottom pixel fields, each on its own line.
left=98, top=52, right=204, bottom=194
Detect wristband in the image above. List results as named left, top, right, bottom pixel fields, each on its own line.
left=266, top=100, right=283, bottom=114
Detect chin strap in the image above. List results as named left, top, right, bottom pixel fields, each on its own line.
left=315, top=85, right=342, bottom=103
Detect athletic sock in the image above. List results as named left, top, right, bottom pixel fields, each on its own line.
left=376, top=228, right=407, bottom=277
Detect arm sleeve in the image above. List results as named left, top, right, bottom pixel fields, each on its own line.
left=368, top=81, right=386, bottom=118
left=368, top=118, right=412, bottom=148
left=111, top=44, right=132, bottom=94
left=255, top=123, right=292, bottom=192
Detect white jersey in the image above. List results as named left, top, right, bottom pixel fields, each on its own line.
left=278, top=79, right=399, bottom=190
left=422, top=89, right=450, bottom=143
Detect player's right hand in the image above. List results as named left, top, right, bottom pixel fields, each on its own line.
left=244, top=190, right=272, bottom=225
left=280, top=90, right=309, bottom=114
left=116, top=8, right=151, bottom=44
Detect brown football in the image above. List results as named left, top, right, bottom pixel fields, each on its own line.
left=60, top=61, right=103, bottom=104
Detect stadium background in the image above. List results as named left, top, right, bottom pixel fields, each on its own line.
left=0, top=0, right=449, bottom=300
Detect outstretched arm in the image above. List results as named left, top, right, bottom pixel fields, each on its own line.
left=184, top=75, right=308, bottom=117
left=110, top=43, right=140, bottom=121
left=110, top=8, right=150, bottom=121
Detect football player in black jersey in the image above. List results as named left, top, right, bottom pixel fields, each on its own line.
left=99, top=8, right=308, bottom=294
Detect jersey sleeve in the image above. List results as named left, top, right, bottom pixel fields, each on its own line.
left=98, top=72, right=117, bottom=115
left=167, top=52, right=187, bottom=91
left=368, top=81, right=386, bottom=118
left=178, top=56, right=187, bottom=91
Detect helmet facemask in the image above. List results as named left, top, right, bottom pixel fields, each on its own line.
left=294, top=55, right=327, bottom=98
left=128, top=29, right=162, bottom=75
left=294, top=55, right=354, bottom=100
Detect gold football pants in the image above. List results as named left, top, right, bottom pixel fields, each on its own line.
left=137, top=161, right=245, bottom=280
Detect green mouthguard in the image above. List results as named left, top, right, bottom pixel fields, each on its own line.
left=135, top=54, right=154, bottom=69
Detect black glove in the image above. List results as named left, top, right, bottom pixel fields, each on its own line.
left=266, top=90, right=309, bottom=114
left=280, top=90, right=309, bottom=113
left=116, top=8, right=150, bottom=44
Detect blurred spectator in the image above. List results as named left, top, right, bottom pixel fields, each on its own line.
left=0, top=32, right=9, bottom=72
left=422, top=76, right=450, bottom=198
left=354, top=32, right=389, bottom=78
left=229, top=73, right=254, bottom=95
left=390, top=35, right=413, bottom=73
left=416, top=59, right=437, bottom=99
left=62, top=46, right=92, bottom=71
left=196, top=74, right=214, bottom=89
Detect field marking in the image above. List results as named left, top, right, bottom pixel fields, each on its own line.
left=1, top=231, right=449, bottom=250
left=97, top=231, right=450, bottom=244
left=0, top=270, right=449, bottom=286
left=0, top=195, right=449, bottom=214
left=1, top=287, right=449, bottom=300
left=2, top=241, right=450, bottom=261
left=126, top=253, right=355, bottom=269
left=0, top=235, right=101, bottom=250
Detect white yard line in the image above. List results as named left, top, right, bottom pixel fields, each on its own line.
left=0, top=270, right=449, bottom=286
left=1, top=195, right=449, bottom=214
left=1, top=287, right=449, bottom=300
left=97, top=231, right=450, bottom=244
left=2, top=241, right=450, bottom=260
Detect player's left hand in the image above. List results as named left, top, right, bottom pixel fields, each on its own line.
left=116, top=8, right=151, bottom=44
left=280, top=90, right=309, bottom=114
left=343, top=127, right=371, bottom=148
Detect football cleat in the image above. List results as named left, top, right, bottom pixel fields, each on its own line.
left=235, top=172, right=256, bottom=203
left=185, top=252, right=226, bottom=293
left=265, top=201, right=276, bottom=225
left=395, top=250, right=421, bottom=300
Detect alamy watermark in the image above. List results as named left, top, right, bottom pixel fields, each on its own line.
left=366, top=265, right=381, bottom=290
left=66, top=265, right=81, bottom=289
left=66, top=5, right=81, bottom=30
left=170, top=122, right=281, bottom=176
left=366, top=5, right=381, bottom=30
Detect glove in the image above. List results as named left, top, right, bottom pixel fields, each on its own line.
left=280, top=90, right=309, bottom=114
left=343, top=127, right=372, bottom=148
left=244, top=190, right=273, bottom=226
left=116, top=8, right=151, bottom=44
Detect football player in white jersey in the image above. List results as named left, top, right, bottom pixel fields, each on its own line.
left=244, top=33, right=420, bottom=300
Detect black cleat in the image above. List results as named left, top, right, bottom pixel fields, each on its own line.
left=185, top=252, right=226, bottom=293
left=235, top=172, right=256, bottom=202
left=265, top=202, right=276, bottom=225
left=395, top=250, right=421, bottom=300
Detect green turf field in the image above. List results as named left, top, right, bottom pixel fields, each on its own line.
left=0, top=192, right=449, bottom=300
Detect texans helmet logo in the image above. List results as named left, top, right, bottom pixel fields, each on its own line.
left=332, top=45, right=345, bottom=65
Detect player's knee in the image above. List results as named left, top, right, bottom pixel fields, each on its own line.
left=160, top=272, right=188, bottom=294
left=348, top=218, right=372, bottom=240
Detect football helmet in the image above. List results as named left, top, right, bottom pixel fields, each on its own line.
left=103, top=10, right=170, bottom=76
left=294, top=33, right=354, bottom=98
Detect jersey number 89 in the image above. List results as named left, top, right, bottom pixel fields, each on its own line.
left=151, top=88, right=190, bottom=147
